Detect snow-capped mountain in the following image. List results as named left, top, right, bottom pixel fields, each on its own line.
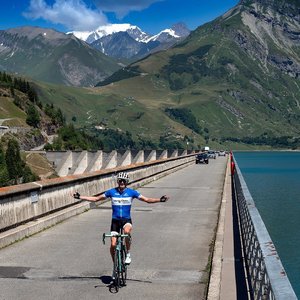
left=69, top=24, right=151, bottom=44
left=145, top=23, right=191, bottom=43
left=69, top=23, right=190, bottom=60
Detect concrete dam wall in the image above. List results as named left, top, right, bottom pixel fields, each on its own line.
left=0, top=150, right=196, bottom=248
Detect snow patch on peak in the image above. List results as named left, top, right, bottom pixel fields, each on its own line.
left=68, top=30, right=92, bottom=41
left=145, top=29, right=180, bottom=43
left=95, top=23, right=136, bottom=36
left=69, top=23, right=150, bottom=44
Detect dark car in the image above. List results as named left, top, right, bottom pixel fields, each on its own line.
left=195, top=153, right=209, bottom=164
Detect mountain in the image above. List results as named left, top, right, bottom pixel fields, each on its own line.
left=69, top=23, right=151, bottom=44
left=90, top=31, right=160, bottom=60
left=146, top=23, right=191, bottom=43
left=94, top=0, right=300, bottom=145
left=70, top=23, right=191, bottom=60
left=0, top=26, right=122, bottom=87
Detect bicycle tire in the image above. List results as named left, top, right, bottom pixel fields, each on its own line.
left=120, top=247, right=127, bottom=286
left=113, top=250, right=121, bottom=291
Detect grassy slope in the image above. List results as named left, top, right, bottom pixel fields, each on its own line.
left=0, top=96, right=28, bottom=126
left=35, top=79, right=206, bottom=144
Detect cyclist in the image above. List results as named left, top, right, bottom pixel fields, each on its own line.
left=73, top=171, right=168, bottom=269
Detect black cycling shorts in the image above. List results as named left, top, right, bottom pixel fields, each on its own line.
left=110, top=218, right=132, bottom=234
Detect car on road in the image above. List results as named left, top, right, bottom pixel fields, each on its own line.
left=207, top=150, right=216, bottom=159
left=218, top=151, right=226, bottom=156
left=195, top=153, right=209, bottom=164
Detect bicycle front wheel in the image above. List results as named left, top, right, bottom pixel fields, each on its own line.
left=120, top=248, right=127, bottom=286
left=113, top=251, right=121, bottom=290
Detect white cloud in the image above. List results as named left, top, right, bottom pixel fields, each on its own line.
left=92, top=0, right=165, bottom=19
left=23, top=0, right=108, bottom=31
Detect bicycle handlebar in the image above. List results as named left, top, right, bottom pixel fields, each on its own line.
left=102, top=233, right=130, bottom=244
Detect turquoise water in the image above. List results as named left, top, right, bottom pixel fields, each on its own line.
left=234, top=151, right=300, bottom=297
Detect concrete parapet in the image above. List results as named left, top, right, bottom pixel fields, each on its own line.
left=86, top=151, right=102, bottom=172
left=132, top=150, right=144, bottom=164
left=72, top=151, right=88, bottom=175
left=157, top=150, right=167, bottom=160
left=55, top=151, right=77, bottom=177
left=179, top=150, right=187, bottom=156
left=45, top=150, right=199, bottom=176
left=144, top=150, right=156, bottom=162
left=168, top=150, right=178, bottom=158
left=45, top=151, right=68, bottom=169
left=117, top=150, right=131, bottom=166
left=102, top=150, right=117, bottom=169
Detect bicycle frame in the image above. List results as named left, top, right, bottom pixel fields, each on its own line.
left=103, top=232, right=130, bottom=292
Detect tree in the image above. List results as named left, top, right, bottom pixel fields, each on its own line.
left=26, top=104, right=40, bottom=128
left=10, top=86, right=15, bottom=97
left=0, top=144, right=9, bottom=187
left=0, top=143, right=5, bottom=165
left=5, top=139, right=24, bottom=184
left=55, top=108, right=65, bottom=126
left=27, top=86, right=38, bottom=103
left=22, top=166, right=38, bottom=183
left=0, top=167, right=9, bottom=187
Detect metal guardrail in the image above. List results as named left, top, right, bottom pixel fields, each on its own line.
left=233, top=158, right=297, bottom=300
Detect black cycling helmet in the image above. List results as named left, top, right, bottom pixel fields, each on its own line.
left=117, top=172, right=129, bottom=184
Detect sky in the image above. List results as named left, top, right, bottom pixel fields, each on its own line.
left=0, top=0, right=240, bottom=35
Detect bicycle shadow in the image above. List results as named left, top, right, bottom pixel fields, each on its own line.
left=99, top=275, right=152, bottom=285
left=97, top=275, right=121, bottom=294
left=99, top=275, right=113, bottom=285
left=98, top=275, right=152, bottom=293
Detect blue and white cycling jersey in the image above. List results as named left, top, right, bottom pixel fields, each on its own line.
left=104, top=187, right=141, bottom=219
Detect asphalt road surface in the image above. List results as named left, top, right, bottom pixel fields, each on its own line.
left=0, top=157, right=227, bottom=300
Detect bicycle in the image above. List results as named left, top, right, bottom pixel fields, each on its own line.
left=102, top=231, right=130, bottom=292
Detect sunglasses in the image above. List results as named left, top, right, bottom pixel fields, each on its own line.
left=118, top=179, right=127, bottom=184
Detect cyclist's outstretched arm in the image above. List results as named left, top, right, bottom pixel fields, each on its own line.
left=73, top=192, right=106, bottom=202
left=138, top=195, right=169, bottom=203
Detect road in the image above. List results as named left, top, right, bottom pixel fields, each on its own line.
left=0, top=118, right=12, bottom=125
left=0, top=157, right=227, bottom=300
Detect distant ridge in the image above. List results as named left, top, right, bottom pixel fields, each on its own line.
left=0, top=26, right=122, bottom=86
left=69, top=23, right=191, bottom=60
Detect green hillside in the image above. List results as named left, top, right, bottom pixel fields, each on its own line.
left=34, top=80, right=205, bottom=148
left=92, top=0, right=300, bottom=148
left=0, top=27, right=122, bottom=87
left=26, top=0, right=300, bottom=150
